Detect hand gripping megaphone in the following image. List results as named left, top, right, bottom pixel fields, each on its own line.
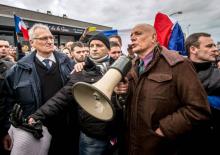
left=72, top=56, right=132, bottom=121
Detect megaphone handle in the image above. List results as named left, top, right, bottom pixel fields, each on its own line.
left=120, top=77, right=126, bottom=83
left=115, top=93, right=127, bottom=109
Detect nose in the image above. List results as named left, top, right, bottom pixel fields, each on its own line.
left=2, top=46, right=6, bottom=50
left=91, top=45, right=97, bottom=51
left=80, top=52, right=85, bottom=56
left=47, top=38, right=54, bottom=44
left=116, top=53, right=121, bottom=57
left=213, top=46, right=218, bottom=51
left=131, top=34, right=136, bottom=42
left=211, top=45, right=218, bottom=54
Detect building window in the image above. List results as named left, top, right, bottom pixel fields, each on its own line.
left=0, top=30, right=14, bottom=45
left=60, top=35, right=75, bottom=45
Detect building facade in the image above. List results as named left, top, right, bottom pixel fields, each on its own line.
left=0, top=4, right=111, bottom=48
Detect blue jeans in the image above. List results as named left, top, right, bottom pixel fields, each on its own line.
left=79, top=131, right=108, bottom=155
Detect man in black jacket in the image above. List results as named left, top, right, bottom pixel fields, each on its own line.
left=4, top=24, right=75, bottom=155
left=29, top=33, right=127, bottom=155
left=185, top=32, right=220, bottom=155
left=0, top=39, right=14, bottom=155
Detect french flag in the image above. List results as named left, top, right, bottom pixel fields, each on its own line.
left=154, top=12, right=186, bottom=56
left=14, top=15, right=29, bottom=41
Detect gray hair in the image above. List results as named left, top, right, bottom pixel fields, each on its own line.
left=28, top=23, right=50, bottom=40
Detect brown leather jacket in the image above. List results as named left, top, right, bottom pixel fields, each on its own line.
left=125, top=46, right=211, bottom=155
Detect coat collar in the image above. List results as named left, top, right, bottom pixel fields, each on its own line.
left=16, top=50, right=68, bottom=70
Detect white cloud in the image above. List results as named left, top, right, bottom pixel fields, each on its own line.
left=1, top=0, right=220, bottom=42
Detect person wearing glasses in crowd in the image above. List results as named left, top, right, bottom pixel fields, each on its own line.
left=3, top=24, right=77, bottom=155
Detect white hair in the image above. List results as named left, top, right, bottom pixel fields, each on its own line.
left=28, top=23, right=50, bottom=40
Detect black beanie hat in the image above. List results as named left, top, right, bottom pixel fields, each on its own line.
left=89, top=33, right=110, bottom=50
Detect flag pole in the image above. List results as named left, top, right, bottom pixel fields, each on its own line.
left=13, top=13, right=23, bottom=61
left=13, top=12, right=19, bottom=60
left=79, top=27, right=89, bottom=41
left=13, top=12, right=19, bottom=42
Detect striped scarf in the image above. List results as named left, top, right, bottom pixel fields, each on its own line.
left=89, top=55, right=111, bottom=74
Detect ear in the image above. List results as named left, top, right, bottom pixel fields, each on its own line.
left=29, top=40, right=34, bottom=47
left=152, top=33, right=157, bottom=43
left=190, top=46, right=198, bottom=55
left=70, top=51, right=75, bottom=57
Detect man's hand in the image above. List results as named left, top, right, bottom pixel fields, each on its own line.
left=114, top=78, right=129, bottom=95
left=155, top=128, right=165, bottom=137
left=9, top=104, right=43, bottom=139
left=73, top=62, right=85, bottom=72
left=28, top=117, right=36, bottom=125
left=2, top=134, right=12, bottom=151
left=9, top=103, right=24, bottom=127
left=114, top=78, right=129, bottom=108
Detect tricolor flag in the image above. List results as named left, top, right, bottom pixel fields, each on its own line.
left=14, top=15, right=29, bottom=41
left=154, top=12, right=186, bottom=56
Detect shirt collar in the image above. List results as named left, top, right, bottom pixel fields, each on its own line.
left=140, top=52, right=154, bottom=67
left=36, top=52, right=56, bottom=63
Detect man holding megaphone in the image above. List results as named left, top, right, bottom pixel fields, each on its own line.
left=24, top=33, right=129, bottom=155
left=122, top=24, right=211, bottom=155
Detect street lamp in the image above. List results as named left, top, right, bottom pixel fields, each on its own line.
left=169, top=11, right=183, bottom=17
left=186, top=24, right=191, bottom=36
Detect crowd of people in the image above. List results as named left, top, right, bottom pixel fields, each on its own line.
left=0, top=22, right=220, bottom=155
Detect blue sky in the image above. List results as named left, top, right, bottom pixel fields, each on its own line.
left=1, top=0, right=220, bottom=42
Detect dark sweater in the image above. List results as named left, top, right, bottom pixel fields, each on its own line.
left=35, top=57, right=63, bottom=104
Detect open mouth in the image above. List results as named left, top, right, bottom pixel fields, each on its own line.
left=131, top=43, right=137, bottom=49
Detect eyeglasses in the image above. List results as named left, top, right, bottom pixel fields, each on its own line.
left=34, top=36, right=55, bottom=41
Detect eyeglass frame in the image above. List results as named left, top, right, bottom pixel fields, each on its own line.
left=33, top=36, right=55, bottom=42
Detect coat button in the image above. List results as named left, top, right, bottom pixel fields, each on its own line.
left=91, top=78, right=94, bottom=82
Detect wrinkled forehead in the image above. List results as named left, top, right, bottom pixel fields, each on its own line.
left=90, top=40, right=105, bottom=46
left=131, top=24, right=155, bottom=34
left=199, top=36, right=214, bottom=44
left=73, top=46, right=84, bottom=52
left=0, top=40, right=10, bottom=46
left=34, top=28, right=52, bottom=36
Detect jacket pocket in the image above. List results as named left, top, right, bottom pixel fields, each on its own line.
left=139, top=129, right=175, bottom=154
left=15, top=81, right=35, bottom=106
left=148, top=73, right=172, bottom=82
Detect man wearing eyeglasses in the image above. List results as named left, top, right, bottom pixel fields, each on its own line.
left=3, top=24, right=77, bottom=155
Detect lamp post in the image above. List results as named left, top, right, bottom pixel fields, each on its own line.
left=169, top=11, right=183, bottom=17
left=186, top=24, right=191, bottom=36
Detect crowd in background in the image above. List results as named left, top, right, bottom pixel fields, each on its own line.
left=0, top=22, right=220, bottom=155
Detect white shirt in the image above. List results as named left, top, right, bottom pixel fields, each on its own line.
left=36, top=53, right=56, bottom=67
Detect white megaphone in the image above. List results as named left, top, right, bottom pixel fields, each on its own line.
left=72, top=56, right=131, bottom=121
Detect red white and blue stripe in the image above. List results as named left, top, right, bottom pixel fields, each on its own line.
left=154, top=12, right=186, bottom=56
left=14, top=15, right=29, bottom=41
